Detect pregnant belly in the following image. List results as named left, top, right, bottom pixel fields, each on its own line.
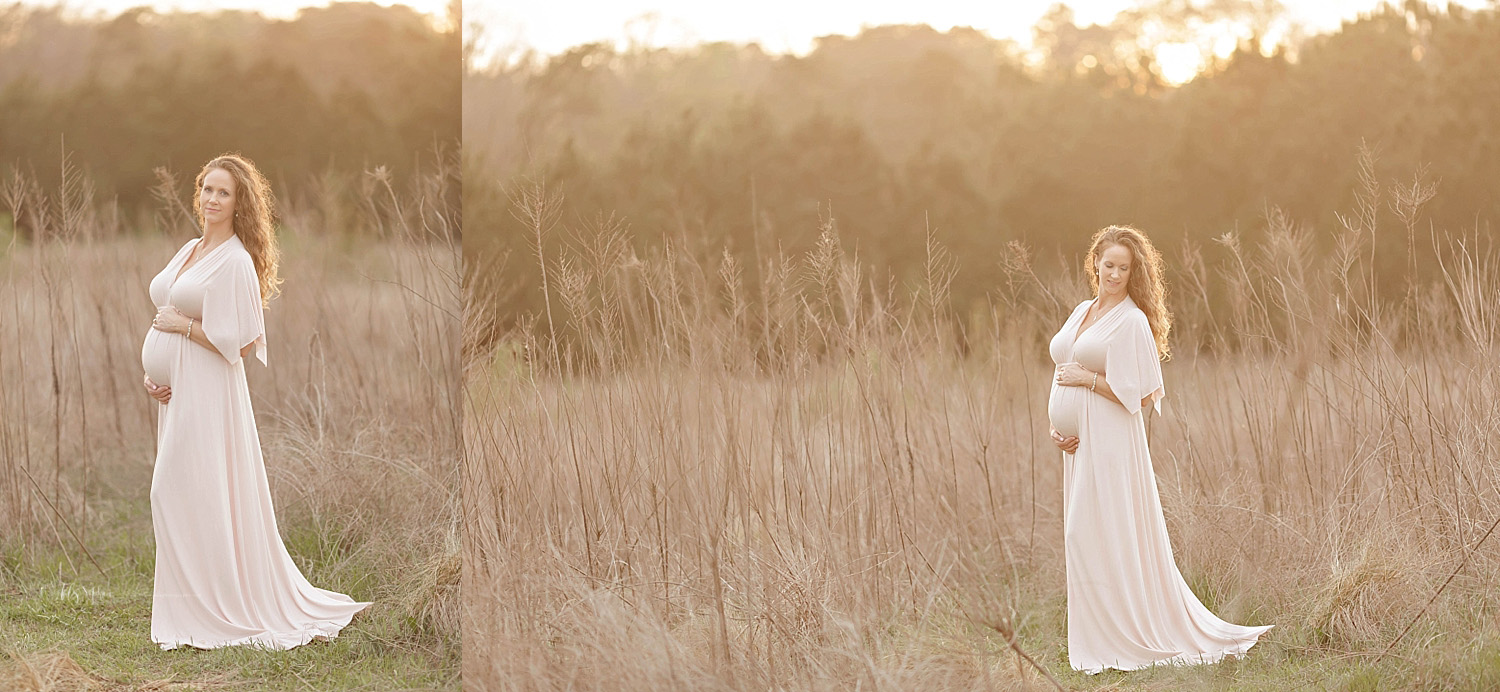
left=1047, top=383, right=1085, bottom=438
left=141, top=328, right=178, bottom=387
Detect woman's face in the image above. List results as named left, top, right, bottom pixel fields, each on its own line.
left=1096, top=243, right=1132, bottom=299
left=200, top=167, right=237, bottom=228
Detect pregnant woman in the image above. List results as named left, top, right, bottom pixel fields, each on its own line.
left=141, top=154, right=370, bottom=650
left=1047, top=225, right=1271, bottom=673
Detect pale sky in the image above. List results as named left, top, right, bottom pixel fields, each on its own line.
left=469, top=0, right=1492, bottom=81
left=35, top=0, right=452, bottom=25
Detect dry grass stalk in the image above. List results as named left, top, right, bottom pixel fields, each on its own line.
left=2, top=151, right=461, bottom=649
left=464, top=155, right=1499, bottom=689
left=0, top=650, right=107, bottom=692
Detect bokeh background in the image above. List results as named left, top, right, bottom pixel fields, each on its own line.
left=468, top=0, right=1500, bottom=327
left=1, top=0, right=458, bottom=224
left=465, top=2, right=1500, bottom=690
left=1, top=2, right=461, bottom=689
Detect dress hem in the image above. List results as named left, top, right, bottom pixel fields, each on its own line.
left=1073, top=624, right=1274, bottom=675
left=154, top=601, right=373, bottom=652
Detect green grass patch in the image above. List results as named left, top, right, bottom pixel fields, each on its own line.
left=0, top=499, right=457, bottom=691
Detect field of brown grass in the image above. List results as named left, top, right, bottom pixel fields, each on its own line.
left=464, top=161, right=1500, bottom=690
left=0, top=162, right=461, bottom=690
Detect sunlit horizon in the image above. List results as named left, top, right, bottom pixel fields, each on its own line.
left=472, top=0, right=1492, bottom=84
left=20, top=0, right=454, bottom=28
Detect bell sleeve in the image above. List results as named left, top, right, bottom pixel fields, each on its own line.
left=200, top=253, right=267, bottom=367
left=1104, top=310, right=1163, bottom=416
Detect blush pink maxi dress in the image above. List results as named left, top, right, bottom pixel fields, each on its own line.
left=1047, top=295, right=1272, bottom=674
left=142, top=234, right=370, bottom=650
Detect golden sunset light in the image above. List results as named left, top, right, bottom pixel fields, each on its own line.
left=2, top=0, right=458, bottom=687
left=7, top=0, right=1500, bottom=688
left=477, top=0, right=1489, bottom=81
left=464, top=1, right=1500, bottom=688
left=30, top=0, right=452, bottom=24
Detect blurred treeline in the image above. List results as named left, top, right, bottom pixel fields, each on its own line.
left=0, top=1, right=459, bottom=234
left=467, top=1, right=1500, bottom=320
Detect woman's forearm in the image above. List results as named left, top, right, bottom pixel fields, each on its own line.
left=182, top=318, right=214, bottom=353
left=1091, top=373, right=1120, bottom=406
left=1087, top=371, right=1152, bottom=412
left=179, top=319, right=252, bottom=359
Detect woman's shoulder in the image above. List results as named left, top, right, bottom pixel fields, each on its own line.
left=1120, top=299, right=1151, bottom=329
left=224, top=235, right=255, bottom=266
left=198, top=238, right=256, bottom=285
left=172, top=238, right=198, bottom=256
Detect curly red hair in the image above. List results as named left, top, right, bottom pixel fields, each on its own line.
left=1085, top=225, right=1172, bottom=360
left=194, top=154, right=281, bottom=306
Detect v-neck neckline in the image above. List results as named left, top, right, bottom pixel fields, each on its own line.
left=172, top=235, right=229, bottom=287
left=1074, top=295, right=1126, bottom=346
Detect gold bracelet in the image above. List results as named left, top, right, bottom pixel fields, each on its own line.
left=1090, top=373, right=1098, bottom=391
left=187, top=319, right=193, bottom=339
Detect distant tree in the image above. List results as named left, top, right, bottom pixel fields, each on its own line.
left=468, top=4, right=1500, bottom=320
left=0, top=2, right=458, bottom=221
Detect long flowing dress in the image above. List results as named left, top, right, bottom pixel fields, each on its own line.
left=141, top=234, right=371, bottom=650
left=1047, top=295, right=1271, bottom=674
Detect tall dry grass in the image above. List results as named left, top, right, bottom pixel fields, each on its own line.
left=466, top=151, right=1500, bottom=690
left=1, top=151, right=461, bottom=646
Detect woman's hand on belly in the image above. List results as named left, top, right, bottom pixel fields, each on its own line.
left=1050, top=427, right=1079, bottom=454
left=152, top=306, right=192, bottom=334
left=144, top=373, right=172, bottom=404
left=1054, top=362, right=1096, bottom=388
left=1057, top=362, right=1148, bottom=412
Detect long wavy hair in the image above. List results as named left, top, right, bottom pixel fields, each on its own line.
left=1085, top=225, right=1172, bottom=360
left=193, top=154, right=281, bottom=306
